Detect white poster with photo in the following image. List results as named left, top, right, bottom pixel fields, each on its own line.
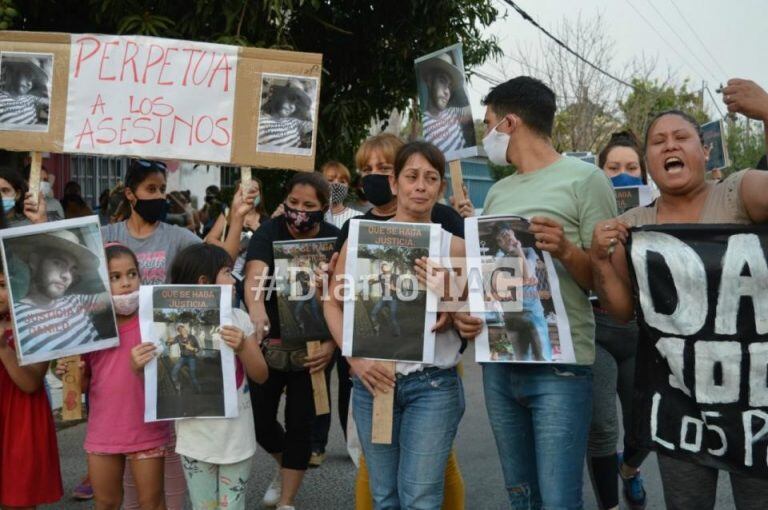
left=0, top=216, right=119, bottom=365
left=141, top=284, right=237, bottom=421
left=0, top=51, right=53, bottom=132
left=466, top=215, right=575, bottom=363
left=256, top=73, right=319, bottom=156
left=614, top=184, right=655, bottom=214
left=64, top=34, right=238, bottom=162
left=414, top=44, right=477, bottom=161
left=342, top=220, right=441, bottom=363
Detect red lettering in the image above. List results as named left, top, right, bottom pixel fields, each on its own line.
left=119, top=116, right=132, bottom=145
left=97, top=40, right=120, bottom=81
left=192, top=51, right=214, bottom=86
left=95, top=117, right=117, bottom=144
left=209, top=54, right=232, bottom=92
left=170, top=115, right=194, bottom=146
left=73, top=36, right=100, bottom=78
left=151, top=97, right=174, bottom=117
left=157, top=48, right=178, bottom=86
left=89, top=94, right=106, bottom=115
left=181, top=48, right=202, bottom=86
left=133, top=117, right=155, bottom=144
left=212, top=117, right=231, bottom=146
left=142, top=44, right=165, bottom=84
left=74, top=118, right=95, bottom=149
left=156, top=116, right=164, bottom=144
left=194, top=115, right=214, bottom=143
left=120, top=41, right=140, bottom=82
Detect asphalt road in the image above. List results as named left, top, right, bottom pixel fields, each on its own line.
left=46, top=344, right=735, bottom=509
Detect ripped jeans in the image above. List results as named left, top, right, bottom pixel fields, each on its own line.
left=482, top=363, right=592, bottom=510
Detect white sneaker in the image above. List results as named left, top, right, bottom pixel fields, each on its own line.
left=262, top=470, right=282, bottom=507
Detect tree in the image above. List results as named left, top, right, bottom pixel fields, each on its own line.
left=12, top=0, right=501, bottom=171
left=724, top=118, right=765, bottom=174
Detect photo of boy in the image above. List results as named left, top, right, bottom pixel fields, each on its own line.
left=166, top=323, right=202, bottom=393
left=0, top=52, right=53, bottom=132
left=257, top=74, right=318, bottom=156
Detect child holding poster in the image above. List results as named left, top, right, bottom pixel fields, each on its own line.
left=55, top=242, right=170, bottom=509
left=133, top=244, right=268, bottom=510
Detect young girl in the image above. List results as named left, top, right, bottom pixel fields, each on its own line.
left=0, top=265, right=62, bottom=509
left=57, top=243, right=170, bottom=510
left=132, top=243, right=268, bottom=510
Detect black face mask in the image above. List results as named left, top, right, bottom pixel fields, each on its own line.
left=133, top=198, right=169, bottom=224
left=361, top=174, right=393, bottom=206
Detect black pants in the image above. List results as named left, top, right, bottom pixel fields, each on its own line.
left=310, top=349, right=352, bottom=452
left=249, top=367, right=314, bottom=470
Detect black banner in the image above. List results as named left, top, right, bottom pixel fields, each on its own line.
left=627, top=224, right=768, bottom=477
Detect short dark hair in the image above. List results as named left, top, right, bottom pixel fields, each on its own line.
left=124, top=159, right=167, bottom=192
left=0, top=168, right=27, bottom=214
left=394, top=141, right=446, bottom=179
left=644, top=110, right=704, bottom=147
left=482, top=76, right=557, bottom=137
left=104, top=243, right=140, bottom=275
left=285, top=172, right=330, bottom=210
left=169, top=244, right=233, bottom=285
left=598, top=130, right=647, bottom=183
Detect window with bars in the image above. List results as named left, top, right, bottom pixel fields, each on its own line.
left=67, top=155, right=128, bottom=209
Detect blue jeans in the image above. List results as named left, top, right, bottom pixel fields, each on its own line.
left=172, top=356, right=201, bottom=392
left=353, top=367, right=465, bottom=510
left=371, top=298, right=401, bottom=336
left=482, top=363, right=593, bottom=510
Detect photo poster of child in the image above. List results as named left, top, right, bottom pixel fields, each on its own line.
left=0, top=51, right=53, bottom=132
left=140, top=284, right=238, bottom=421
left=256, top=72, right=319, bottom=157
left=701, top=119, right=730, bottom=171
left=414, top=43, right=477, bottom=161
left=0, top=216, right=119, bottom=365
left=465, top=214, right=575, bottom=364
left=342, top=220, right=441, bottom=363
left=273, top=237, right=336, bottom=347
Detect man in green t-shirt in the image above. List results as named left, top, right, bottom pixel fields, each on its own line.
left=478, top=76, right=616, bottom=509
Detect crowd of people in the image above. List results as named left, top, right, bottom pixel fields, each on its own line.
left=0, top=74, right=767, bottom=510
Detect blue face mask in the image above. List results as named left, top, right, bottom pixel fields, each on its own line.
left=610, top=173, right=644, bottom=188
left=2, top=197, right=15, bottom=213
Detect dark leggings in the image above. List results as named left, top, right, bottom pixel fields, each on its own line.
left=588, top=308, right=649, bottom=508
left=311, top=349, right=352, bottom=452
left=250, top=367, right=314, bottom=470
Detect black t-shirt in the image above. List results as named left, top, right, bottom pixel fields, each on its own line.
left=245, top=216, right=341, bottom=340
left=333, top=202, right=464, bottom=252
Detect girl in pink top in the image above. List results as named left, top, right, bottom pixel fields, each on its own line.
left=58, top=243, right=170, bottom=509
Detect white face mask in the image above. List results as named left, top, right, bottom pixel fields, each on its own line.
left=482, top=118, right=511, bottom=166
left=39, top=181, right=53, bottom=198
left=112, top=290, right=140, bottom=316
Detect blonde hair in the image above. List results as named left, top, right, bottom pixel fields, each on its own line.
left=320, top=161, right=351, bottom=184
left=354, top=133, right=404, bottom=171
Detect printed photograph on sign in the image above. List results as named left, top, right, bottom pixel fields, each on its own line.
left=342, top=220, right=440, bottom=363
left=614, top=185, right=655, bottom=214
left=256, top=73, right=318, bottom=156
left=466, top=215, right=575, bottom=363
left=140, top=285, right=237, bottom=421
left=701, top=120, right=730, bottom=171
left=273, top=238, right=335, bottom=348
left=0, top=52, right=53, bottom=132
left=414, top=44, right=477, bottom=160
left=0, top=217, right=119, bottom=365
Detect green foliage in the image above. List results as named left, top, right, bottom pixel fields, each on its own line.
left=619, top=78, right=710, bottom=140
left=0, top=0, right=18, bottom=30
left=724, top=119, right=766, bottom=174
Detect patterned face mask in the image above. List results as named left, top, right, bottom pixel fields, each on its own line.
left=283, top=203, right=324, bottom=233
left=329, top=182, right=349, bottom=204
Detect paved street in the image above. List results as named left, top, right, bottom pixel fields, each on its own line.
left=47, top=344, right=734, bottom=509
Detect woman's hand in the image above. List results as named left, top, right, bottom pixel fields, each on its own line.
left=304, top=340, right=335, bottom=374
left=530, top=217, right=573, bottom=260
left=414, top=256, right=458, bottom=301
left=130, top=342, right=158, bottom=374
left=220, top=325, right=246, bottom=353
left=453, top=312, right=484, bottom=340
left=591, top=219, right=629, bottom=262
left=432, top=312, right=453, bottom=333
left=23, top=191, right=47, bottom=224
left=55, top=357, right=84, bottom=379
left=252, top=314, right=271, bottom=343
left=347, top=357, right=396, bottom=395
left=232, top=184, right=260, bottom=219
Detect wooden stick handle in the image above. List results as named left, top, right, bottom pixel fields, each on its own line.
left=306, top=341, right=330, bottom=415
left=448, top=160, right=464, bottom=211
left=28, top=152, right=42, bottom=205
left=61, top=355, right=83, bottom=421
left=372, top=361, right=396, bottom=444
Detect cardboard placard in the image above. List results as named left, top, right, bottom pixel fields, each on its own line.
left=61, top=355, right=83, bottom=421
left=306, top=340, right=330, bottom=415
left=0, top=31, right=322, bottom=171
left=372, top=361, right=395, bottom=444
left=28, top=151, right=42, bottom=205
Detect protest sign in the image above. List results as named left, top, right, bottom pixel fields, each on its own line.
left=342, top=220, right=441, bottom=364
left=415, top=44, right=477, bottom=162
left=140, top=285, right=237, bottom=421
left=0, top=31, right=322, bottom=171
left=627, top=224, right=768, bottom=476
left=466, top=215, right=575, bottom=363
left=615, top=185, right=655, bottom=214
left=0, top=216, right=118, bottom=365
left=701, top=120, right=730, bottom=171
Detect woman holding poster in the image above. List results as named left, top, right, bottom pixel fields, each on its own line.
left=592, top=110, right=768, bottom=509
left=326, top=142, right=481, bottom=509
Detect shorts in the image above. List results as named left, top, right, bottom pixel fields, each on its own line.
left=87, top=445, right=168, bottom=460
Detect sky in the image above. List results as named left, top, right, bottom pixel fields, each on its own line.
left=466, top=0, right=768, bottom=120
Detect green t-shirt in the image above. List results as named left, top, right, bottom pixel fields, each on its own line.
left=483, top=156, right=617, bottom=364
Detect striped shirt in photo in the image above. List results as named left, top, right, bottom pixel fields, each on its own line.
left=258, top=115, right=313, bottom=148
left=0, top=92, right=43, bottom=125
left=422, top=106, right=471, bottom=154
left=16, top=294, right=104, bottom=355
